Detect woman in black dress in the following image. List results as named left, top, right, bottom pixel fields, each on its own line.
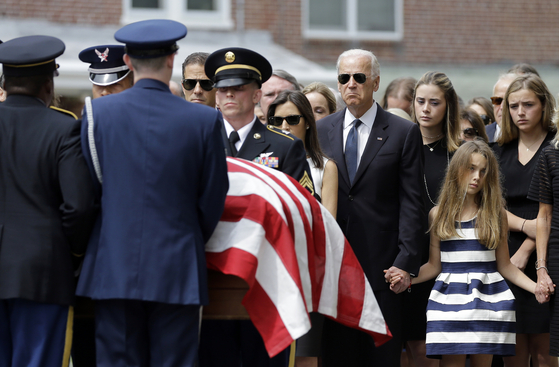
left=530, top=112, right=559, bottom=360
left=495, top=73, right=557, bottom=367
left=404, top=71, right=461, bottom=366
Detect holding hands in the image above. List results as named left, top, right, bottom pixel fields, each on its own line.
left=535, top=260, right=555, bottom=304
left=383, top=266, right=411, bottom=294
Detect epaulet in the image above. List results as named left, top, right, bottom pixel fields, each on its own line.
left=266, top=125, right=294, bottom=140
left=50, top=106, right=78, bottom=120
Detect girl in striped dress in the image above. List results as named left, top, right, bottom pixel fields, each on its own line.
left=391, top=140, right=547, bottom=367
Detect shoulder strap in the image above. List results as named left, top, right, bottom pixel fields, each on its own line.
left=49, top=106, right=78, bottom=120
left=85, top=96, right=103, bottom=184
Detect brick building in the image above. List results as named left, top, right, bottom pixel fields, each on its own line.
left=2, top=0, right=558, bottom=65
left=1, top=0, right=559, bottom=102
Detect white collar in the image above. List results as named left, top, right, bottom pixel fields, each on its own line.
left=343, top=101, right=378, bottom=130
left=223, top=116, right=257, bottom=143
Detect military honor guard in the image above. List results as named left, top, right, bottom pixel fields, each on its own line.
left=76, top=20, right=229, bottom=367
left=199, top=47, right=313, bottom=367
left=0, top=35, right=97, bottom=367
left=205, top=47, right=314, bottom=194
left=79, top=44, right=133, bottom=99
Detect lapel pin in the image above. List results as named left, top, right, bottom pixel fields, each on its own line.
left=377, top=137, right=383, bottom=140
left=254, top=133, right=261, bottom=139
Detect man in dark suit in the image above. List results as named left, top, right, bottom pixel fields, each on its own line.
left=486, top=73, right=516, bottom=143
left=76, top=20, right=229, bottom=367
left=317, top=49, right=425, bottom=366
left=0, top=35, right=97, bottom=367
left=199, top=47, right=313, bottom=367
left=181, top=52, right=216, bottom=107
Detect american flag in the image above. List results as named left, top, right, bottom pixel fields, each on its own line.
left=206, top=157, right=391, bottom=357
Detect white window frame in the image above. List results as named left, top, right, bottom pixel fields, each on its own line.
left=302, top=0, right=403, bottom=41
left=121, top=0, right=234, bottom=30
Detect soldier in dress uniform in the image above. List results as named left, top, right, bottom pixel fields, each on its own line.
left=0, top=35, right=97, bottom=367
left=205, top=47, right=314, bottom=194
left=199, top=47, right=313, bottom=367
left=79, top=44, right=133, bottom=99
left=76, top=20, right=229, bottom=367
left=76, top=43, right=135, bottom=367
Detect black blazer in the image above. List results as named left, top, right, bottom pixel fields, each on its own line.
left=0, top=95, right=97, bottom=305
left=223, top=119, right=315, bottom=194
left=485, top=121, right=498, bottom=143
left=317, top=106, right=426, bottom=290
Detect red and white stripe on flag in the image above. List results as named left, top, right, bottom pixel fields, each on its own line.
left=206, top=157, right=392, bottom=357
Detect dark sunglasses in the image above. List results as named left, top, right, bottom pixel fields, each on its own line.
left=490, top=96, right=503, bottom=106
left=338, top=73, right=368, bottom=85
left=182, top=79, right=214, bottom=91
left=268, top=115, right=303, bottom=126
left=463, top=128, right=479, bottom=138
left=479, top=114, right=491, bottom=125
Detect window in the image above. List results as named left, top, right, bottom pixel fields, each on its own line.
left=303, top=0, right=403, bottom=41
left=122, top=0, right=233, bottom=30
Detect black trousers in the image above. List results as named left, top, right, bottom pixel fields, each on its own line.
left=199, top=319, right=291, bottom=367
left=95, top=299, right=200, bottom=367
left=322, top=289, right=404, bottom=366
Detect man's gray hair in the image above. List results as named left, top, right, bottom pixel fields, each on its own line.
left=493, top=72, right=518, bottom=93
left=272, top=69, right=301, bottom=91
left=336, top=49, right=380, bottom=78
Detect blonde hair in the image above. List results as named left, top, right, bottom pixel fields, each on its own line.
left=432, top=140, right=505, bottom=250
left=498, top=74, right=556, bottom=145
left=411, top=71, right=461, bottom=152
left=302, top=81, right=337, bottom=114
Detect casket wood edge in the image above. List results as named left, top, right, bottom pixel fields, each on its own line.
left=202, top=269, right=250, bottom=319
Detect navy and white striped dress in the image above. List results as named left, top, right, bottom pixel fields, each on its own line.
left=426, top=218, right=516, bottom=357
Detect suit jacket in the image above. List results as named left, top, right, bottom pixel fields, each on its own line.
left=485, top=122, right=497, bottom=143
left=77, top=79, right=229, bottom=305
left=223, top=119, right=315, bottom=195
left=0, top=95, right=97, bottom=305
left=317, top=106, right=425, bottom=290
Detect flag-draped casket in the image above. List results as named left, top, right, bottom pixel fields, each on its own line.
left=206, top=157, right=391, bottom=357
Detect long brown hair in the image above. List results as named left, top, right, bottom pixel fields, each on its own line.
left=267, top=90, right=325, bottom=169
left=411, top=71, right=461, bottom=152
left=432, top=140, right=505, bottom=250
left=498, top=74, right=556, bottom=145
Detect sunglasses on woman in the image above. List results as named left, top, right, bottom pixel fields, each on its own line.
left=181, top=79, right=214, bottom=91
left=463, top=128, right=479, bottom=138
left=337, top=73, right=368, bottom=85
left=268, top=115, right=303, bottom=126
left=479, top=114, right=491, bottom=125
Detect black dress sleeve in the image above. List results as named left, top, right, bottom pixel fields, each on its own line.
left=528, top=145, right=555, bottom=205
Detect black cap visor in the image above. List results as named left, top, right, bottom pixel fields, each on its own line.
left=90, top=69, right=131, bottom=86
left=214, top=77, right=259, bottom=88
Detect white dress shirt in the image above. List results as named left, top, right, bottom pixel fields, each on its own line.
left=342, top=102, right=378, bottom=168
left=223, top=116, right=257, bottom=152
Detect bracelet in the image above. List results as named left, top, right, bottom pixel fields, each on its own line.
left=536, top=265, right=549, bottom=273
left=536, top=259, right=547, bottom=268
left=521, top=219, right=527, bottom=233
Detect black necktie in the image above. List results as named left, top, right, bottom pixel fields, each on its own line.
left=229, top=131, right=240, bottom=156
left=345, top=119, right=362, bottom=184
